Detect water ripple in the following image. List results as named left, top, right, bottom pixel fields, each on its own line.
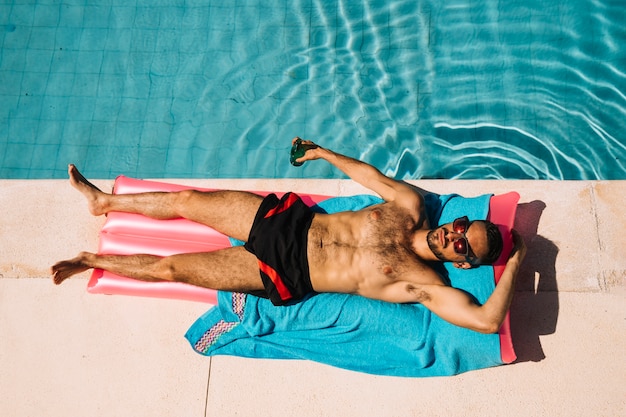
left=417, top=0, right=626, bottom=179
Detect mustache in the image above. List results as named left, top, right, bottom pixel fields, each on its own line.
left=427, top=230, right=445, bottom=261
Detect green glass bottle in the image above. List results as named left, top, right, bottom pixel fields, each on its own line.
left=290, top=138, right=318, bottom=166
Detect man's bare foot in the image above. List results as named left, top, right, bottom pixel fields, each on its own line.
left=68, top=164, right=108, bottom=216
left=51, top=252, right=92, bottom=285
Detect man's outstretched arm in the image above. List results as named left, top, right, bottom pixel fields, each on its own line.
left=292, top=137, right=419, bottom=206
left=417, top=230, right=527, bottom=333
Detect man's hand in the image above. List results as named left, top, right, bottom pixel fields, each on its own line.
left=509, top=229, right=527, bottom=262
left=291, top=137, right=322, bottom=164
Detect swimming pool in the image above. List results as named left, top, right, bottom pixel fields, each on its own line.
left=1, top=0, right=625, bottom=180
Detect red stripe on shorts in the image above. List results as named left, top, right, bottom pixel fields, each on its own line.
left=264, top=193, right=299, bottom=218
left=257, top=260, right=293, bottom=301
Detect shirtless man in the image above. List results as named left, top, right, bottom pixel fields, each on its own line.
left=52, top=138, right=526, bottom=334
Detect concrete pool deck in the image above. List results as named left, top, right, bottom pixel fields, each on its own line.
left=1, top=178, right=625, bottom=417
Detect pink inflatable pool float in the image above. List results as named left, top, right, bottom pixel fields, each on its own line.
left=87, top=176, right=519, bottom=363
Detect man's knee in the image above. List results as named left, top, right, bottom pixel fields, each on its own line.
left=176, top=189, right=198, bottom=204
left=154, top=257, right=178, bottom=282
left=173, top=189, right=202, bottom=214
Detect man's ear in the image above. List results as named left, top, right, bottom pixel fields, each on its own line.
left=452, top=262, right=473, bottom=269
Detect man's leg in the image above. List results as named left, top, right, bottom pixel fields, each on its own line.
left=51, top=246, right=263, bottom=291
left=69, top=164, right=262, bottom=241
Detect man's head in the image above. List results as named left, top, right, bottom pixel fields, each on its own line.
left=426, top=216, right=503, bottom=268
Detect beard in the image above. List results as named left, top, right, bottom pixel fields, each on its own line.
left=427, top=230, right=446, bottom=261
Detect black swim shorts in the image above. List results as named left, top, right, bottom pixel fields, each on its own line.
left=244, top=192, right=315, bottom=306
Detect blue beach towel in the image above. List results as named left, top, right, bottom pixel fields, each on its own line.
left=185, top=193, right=502, bottom=377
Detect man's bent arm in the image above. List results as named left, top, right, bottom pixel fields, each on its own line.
left=417, top=231, right=526, bottom=333
left=294, top=138, right=418, bottom=205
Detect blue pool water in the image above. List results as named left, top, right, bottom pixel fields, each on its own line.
left=1, top=0, right=625, bottom=180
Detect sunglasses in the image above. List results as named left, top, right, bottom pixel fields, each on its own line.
left=452, top=216, right=474, bottom=260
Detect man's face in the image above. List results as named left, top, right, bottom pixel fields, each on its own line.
left=426, top=218, right=489, bottom=265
